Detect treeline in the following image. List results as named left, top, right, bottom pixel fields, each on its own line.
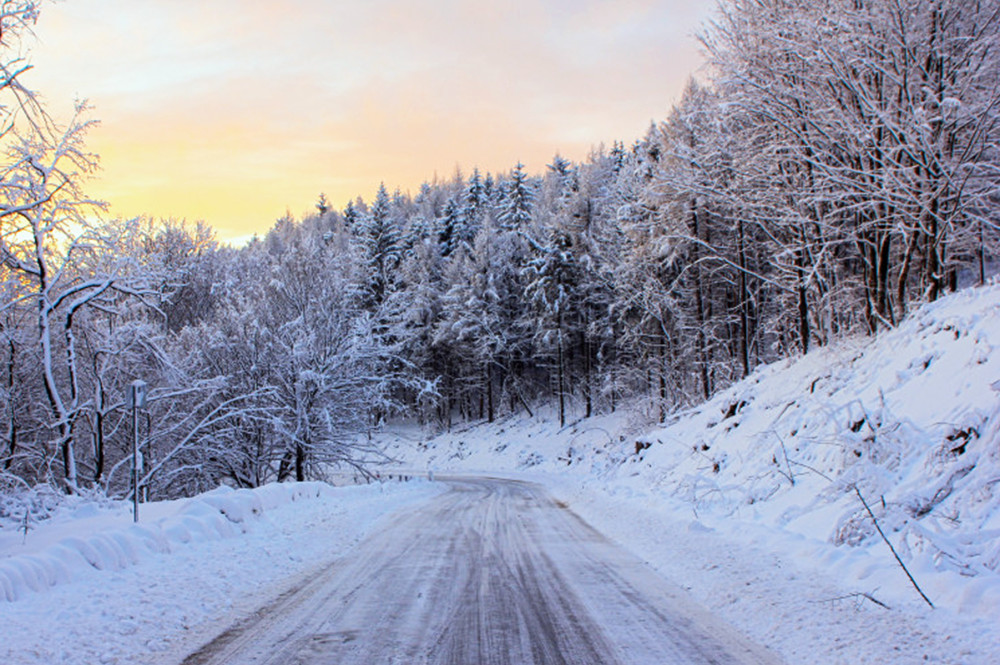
left=1, top=0, right=998, bottom=501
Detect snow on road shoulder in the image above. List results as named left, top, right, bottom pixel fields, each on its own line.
left=0, top=482, right=325, bottom=602
left=0, top=479, right=442, bottom=665
left=546, top=476, right=999, bottom=665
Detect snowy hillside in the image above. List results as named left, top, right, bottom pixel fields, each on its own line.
left=637, top=283, right=1000, bottom=596
left=382, top=282, right=1000, bottom=662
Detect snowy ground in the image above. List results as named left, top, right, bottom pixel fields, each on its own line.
left=381, top=282, right=1000, bottom=665
left=2, top=284, right=999, bottom=665
left=0, top=479, right=442, bottom=665
left=550, top=480, right=998, bottom=665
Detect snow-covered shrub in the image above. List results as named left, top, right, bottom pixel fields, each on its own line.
left=0, top=479, right=112, bottom=528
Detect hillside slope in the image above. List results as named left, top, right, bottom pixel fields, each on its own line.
left=383, top=282, right=1000, bottom=662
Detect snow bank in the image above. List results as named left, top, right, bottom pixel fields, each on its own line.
left=0, top=481, right=331, bottom=602
left=0, top=480, right=442, bottom=665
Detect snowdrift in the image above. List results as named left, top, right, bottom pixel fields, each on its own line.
left=0, top=482, right=329, bottom=602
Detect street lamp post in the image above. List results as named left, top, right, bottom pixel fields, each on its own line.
left=127, top=380, right=148, bottom=523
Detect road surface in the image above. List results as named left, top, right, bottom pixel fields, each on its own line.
left=182, top=477, right=781, bottom=664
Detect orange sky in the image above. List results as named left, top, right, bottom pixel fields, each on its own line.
left=30, top=0, right=709, bottom=243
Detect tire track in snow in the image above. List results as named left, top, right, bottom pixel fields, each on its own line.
left=181, top=476, right=781, bottom=664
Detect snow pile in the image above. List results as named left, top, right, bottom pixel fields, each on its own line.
left=385, top=282, right=1000, bottom=615
left=0, top=481, right=330, bottom=602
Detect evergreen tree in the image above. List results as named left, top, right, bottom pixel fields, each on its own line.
left=459, top=167, right=487, bottom=246
left=498, top=162, right=535, bottom=231
left=343, top=199, right=361, bottom=230
left=359, top=183, right=402, bottom=306
left=437, top=195, right=461, bottom=258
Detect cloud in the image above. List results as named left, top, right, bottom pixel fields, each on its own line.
left=29, top=0, right=710, bottom=239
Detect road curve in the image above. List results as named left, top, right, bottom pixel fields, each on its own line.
left=182, top=477, right=781, bottom=665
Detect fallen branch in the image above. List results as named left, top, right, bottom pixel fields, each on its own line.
left=817, top=591, right=892, bottom=610
left=853, top=485, right=934, bottom=609
left=857, top=592, right=891, bottom=610
left=790, top=460, right=833, bottom=483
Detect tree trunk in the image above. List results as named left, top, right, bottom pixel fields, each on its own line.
left=93, top=404, right=105, bottom=484
left=794, top=236, right=810, bottom=354
left=736, top=220, right=751, bottom=378
left=295, top=442, right=306, bottom=482
left=4, top=338, right=15, bottom=470
left=557, top=325, right=565, bottom=428
left=582, top=332, right=592, bottom=419
left=277, top=450, right=294, bottom=482
left=925, top=217, right=942, bottom=302
left=877, top=232, right=894, bottom=324
left=691, top=203, right=711, bottom=400
left=486, top=362, right=494, bottom=423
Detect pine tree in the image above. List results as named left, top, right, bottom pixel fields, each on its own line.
left=498, top=162, right=535, bottom=231
left=523, top=226, right=580, bottom=427
left=359, top=183, right=402, bottom=306
left=437, top=195, right=460, bottom=258
left=459, top=167, right=486, bottom=246
left=343, top=199, right=361, bottom=230
left=316, top=193, right=330, bottom=215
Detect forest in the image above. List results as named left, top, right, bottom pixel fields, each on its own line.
left=0, top=0, right=997, bottom=504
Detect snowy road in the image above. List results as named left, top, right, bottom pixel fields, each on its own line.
left=181, top=477, right=780, bottom=665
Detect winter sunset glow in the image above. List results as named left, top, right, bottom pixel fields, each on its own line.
left=30, top=0, right=708, bottom=242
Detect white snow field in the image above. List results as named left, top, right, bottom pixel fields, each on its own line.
left=0, top=479, right=442, bottom=664
left=381, top=282, right=1000, bottom=664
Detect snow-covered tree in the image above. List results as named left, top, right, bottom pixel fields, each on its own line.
left=703, top=0, right=1000, bottom=334
left=498, top=162, right=535, bottom=231
left=358, top=183, right=402, bottom=307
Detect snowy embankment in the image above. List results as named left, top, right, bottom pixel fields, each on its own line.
left=383, top=282, right=1000, bottom=664
left=0, top=479, right=441, bottom=665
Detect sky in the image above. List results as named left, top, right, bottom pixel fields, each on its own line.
left=29, top=0, right=710, bottom=242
